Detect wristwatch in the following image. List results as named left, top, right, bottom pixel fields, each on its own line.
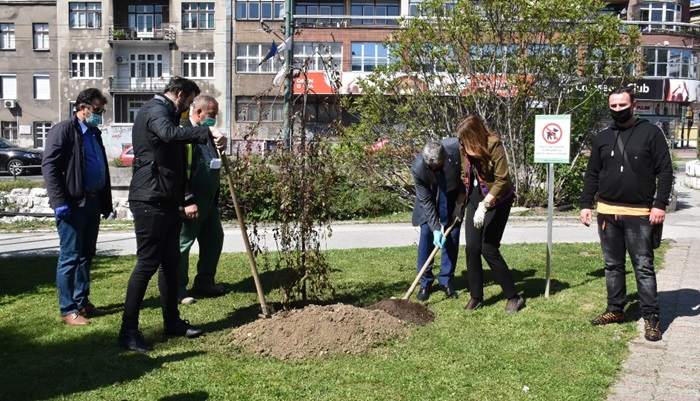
left=483, top=201, right=492, bottom=209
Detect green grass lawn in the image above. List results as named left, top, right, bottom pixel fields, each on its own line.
left=0, top=243, right=659, bottom=401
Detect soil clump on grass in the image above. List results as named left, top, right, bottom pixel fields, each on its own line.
left=366, top=298, right=435, bottom=325
left=230, top=303, right=410, bottom=360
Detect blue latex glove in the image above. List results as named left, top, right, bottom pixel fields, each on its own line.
left=55, top=205, right=71, bottom=220
left=432, top=230, right=445, bottom=249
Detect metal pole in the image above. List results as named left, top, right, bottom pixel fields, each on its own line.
left=679, top=105, right=686, bottom=148
left=282, top=0, right=294, bottom=150
left=544, top=163, right=553, bottom=298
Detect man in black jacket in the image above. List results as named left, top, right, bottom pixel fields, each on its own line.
left=580, top=87, right=674, bottom=342
left=118, top=77, right=227, bottom=352
left=42, top=88, right=112, bottom=326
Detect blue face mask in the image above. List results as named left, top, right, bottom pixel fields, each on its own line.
left=201, top=117, right=216, bottom=127
left=85, top=113, right=102, bottom=128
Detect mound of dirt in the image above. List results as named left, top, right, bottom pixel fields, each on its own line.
left=230, top=304, right=409, bottom=360
left=366, top=298, right=435, bottom=326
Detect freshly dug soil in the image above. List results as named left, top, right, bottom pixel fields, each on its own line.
left=230, top=303, right=409, bottom=360
left=366, top=298, right=435, bottom=326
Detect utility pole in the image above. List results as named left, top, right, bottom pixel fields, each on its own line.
left=282, top=0, right=294, bottom=150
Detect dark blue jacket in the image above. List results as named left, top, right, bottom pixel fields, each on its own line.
left=41, top=116, right=113, bottom=218
left=411, top=137, right=466, bottom=231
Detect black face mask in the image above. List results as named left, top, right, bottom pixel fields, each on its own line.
left=610, top=107, right=633, bottom=125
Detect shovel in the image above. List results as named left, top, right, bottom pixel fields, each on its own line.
left=403, top=217, right=460, bottom=300
left=219, top=149, right=271, bottom=318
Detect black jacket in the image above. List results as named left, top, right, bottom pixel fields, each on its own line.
left=41, top=116, right=113, bottom=217
left=411, top=137, right=466, bottom=231
left=128, top=94, right=212, bottom=206
left=580, top=118, right=674, bottom=210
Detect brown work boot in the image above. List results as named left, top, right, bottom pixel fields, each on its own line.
left=644, top=315, right=662, bottom=342
left=590, top=310, right=625, bottom=325
left=61, top=312, right=90, bottom=325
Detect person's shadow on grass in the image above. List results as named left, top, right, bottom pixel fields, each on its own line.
left=0, top=327, right=204, bottom=401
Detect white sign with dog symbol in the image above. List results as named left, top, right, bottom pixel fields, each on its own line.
left=534, top=114, right=570, bottom=164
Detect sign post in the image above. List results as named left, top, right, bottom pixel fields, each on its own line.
left=534, top=115, right=571, bottom=298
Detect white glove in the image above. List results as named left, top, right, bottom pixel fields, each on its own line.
left=473, top=202, right=487, bottom=229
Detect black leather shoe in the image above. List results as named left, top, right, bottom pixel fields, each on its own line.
left=164, top=319, right=203, bottom=338
left=504, top=296, right=526, bottom=313
left=118, top=329, right=153, bottom=353
left=441, top=284, right=459, bottom=299
left=416, top=286, right=431, bottom=302
left=464, top=297, right=484, bottom=311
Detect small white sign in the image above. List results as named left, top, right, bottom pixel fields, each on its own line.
left=19, top=125, right=31, bottom=135
left=534, top=115, right=571, bottom=164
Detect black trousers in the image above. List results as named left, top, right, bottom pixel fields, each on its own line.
left=121, top=200, right=183, bottom=331
left=464, top=197, right=518, bottom=300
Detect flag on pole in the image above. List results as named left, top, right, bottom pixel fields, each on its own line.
left=277, top=36, right=293, bottom=53
left=257, top=41, right=277, bottom=67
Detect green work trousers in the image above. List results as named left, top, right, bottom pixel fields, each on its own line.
left=178, top=204, right=224, bottom=299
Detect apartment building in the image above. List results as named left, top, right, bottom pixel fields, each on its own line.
left=0, top=0, right=229, bottom=157
left=1, top=0, right=699, bottom=159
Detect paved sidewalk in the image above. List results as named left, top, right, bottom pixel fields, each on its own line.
left=606, top=242, right=700, bottom=400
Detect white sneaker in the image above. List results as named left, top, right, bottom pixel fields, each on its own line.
left=178, top=297, right=196, bottom=305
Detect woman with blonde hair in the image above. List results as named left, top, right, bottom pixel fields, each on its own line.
left=456, top=115, right=525, bottom=313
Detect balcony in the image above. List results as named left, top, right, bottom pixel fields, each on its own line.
left=293, top=14, right=401, bottom=28
left=109, top=77, right=168, bottom=92
left=623, top=20, right=700, bottom=38
left=108, top=26, right=176, bottom=44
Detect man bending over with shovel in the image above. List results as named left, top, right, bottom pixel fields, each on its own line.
left=411, top=139, right=466, bottom=301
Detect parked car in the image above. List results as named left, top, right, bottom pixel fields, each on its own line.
left=119, top=145, right=134, bottom=166
left=0, top=138, right=43, bottom=176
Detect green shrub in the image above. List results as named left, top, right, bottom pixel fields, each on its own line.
left=0, top=179, right=44, bottom=192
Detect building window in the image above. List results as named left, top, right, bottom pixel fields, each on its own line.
left=408, top=0, right=455, bottom=16
left=34, top=75, right=50, bottom=100
left=351, top=42, right=393, bottom=72
left=295, top=1, right=344, bottom=25
left=0, top=75, right=17, bottom=99
left=236, top=0, right=285, bottom=20
left=183, top=3, right=215, bottom=29
left=34, top=122, right=51, bottom=149
left=130, top=54, right=163, bottom=78
left=644, top=47, right=698, bottom=79
left=1, top=121, right=18, bottom=142
left=69, top=2, right=102, bottom=29
left=0, top=23, right=15, bottom=50
left=129, top=5, right=164, bottom=38
left=294, top=42, right=342, bottom=72
left=350, top=0, right=400, bottom=25
left=183, top=53, right=215, bottom=78
left=236, top=43, right=284, bottom=73
left=639, top=2, right=681, bottom=32
left=33, top=23, right=50, bottom=50
left=113, top=94, right=152, bottom=124
left=70, top=53, right=103, bottom=78
left=236, top=96, right=284, bottom=122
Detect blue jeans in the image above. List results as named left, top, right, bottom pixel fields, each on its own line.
left=597, top=213, right=659, bottom=317
left=55, top=196, right=101, bottom=316
left=417, top=222, right=461, bottom=287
